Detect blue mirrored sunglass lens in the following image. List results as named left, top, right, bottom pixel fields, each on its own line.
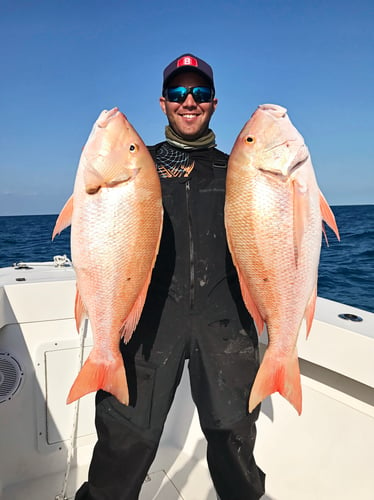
left=167, top=87, right=188, bottom=102
left=192, top=87, right=212, bottom=102
left=166, top=86, right=212, bottom=103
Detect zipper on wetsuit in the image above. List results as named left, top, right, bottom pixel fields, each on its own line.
left=185, top=180, right=194, bottom=309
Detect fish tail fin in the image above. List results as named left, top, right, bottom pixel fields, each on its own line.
left=249, top=350, right=302, bottom=415
left=66, top=353, right=129, bottom=405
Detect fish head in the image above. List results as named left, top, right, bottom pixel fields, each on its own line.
left=80, top=108, right=153, bottom=194
left=230, top=104, right=309, bottom=179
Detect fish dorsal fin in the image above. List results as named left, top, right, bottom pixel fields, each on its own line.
left=319, top=191, right=340, bottom=242
left=225, top=228, right=265, bottom=334
left=120, top=208, right=163, bottom=343
left=52, top=195, right=74, bottom=240
left=119, top=271, right=151, bottom=343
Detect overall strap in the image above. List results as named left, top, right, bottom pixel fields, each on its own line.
left=210, top=148, right=228, bottom=179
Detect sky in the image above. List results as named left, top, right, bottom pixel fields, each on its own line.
left=0, top=0, right=373, bottom=215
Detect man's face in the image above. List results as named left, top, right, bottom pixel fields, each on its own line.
left=160, top=71, right=217, bottom=140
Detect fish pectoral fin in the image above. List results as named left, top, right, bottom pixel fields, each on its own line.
left=319, top=190, right=340, bottom=242
left=74, top=287, right=87, bottom=333
left=248, top=349, right=302, bottom=415
left=238, top=272, right=264, bottom=335
left=52, top=195, right=74, bottom=240
left=66, top=353, right=129, bottom=405
left=305, top=285, right=317, bottom=338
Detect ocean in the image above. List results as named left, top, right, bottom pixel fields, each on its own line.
left=0, top=205, right=373, bottom=313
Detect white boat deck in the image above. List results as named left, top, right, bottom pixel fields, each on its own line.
left=0, top=261, right=373, bottom=500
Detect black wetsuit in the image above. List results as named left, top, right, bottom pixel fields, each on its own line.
left=75, top=142, right=265, bottom=500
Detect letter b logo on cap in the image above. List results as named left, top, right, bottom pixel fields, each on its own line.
left=177, top=56, right=198, bottom=68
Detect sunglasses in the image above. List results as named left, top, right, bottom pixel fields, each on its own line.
left=165, top=86, right=214, bottom=103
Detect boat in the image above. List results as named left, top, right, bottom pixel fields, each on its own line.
left=0, top=257, right=373, bottom=500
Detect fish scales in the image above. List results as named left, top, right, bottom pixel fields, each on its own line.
left=225, top=103, right=339, bottom=414
left=53, top=107, right=163, bottom=405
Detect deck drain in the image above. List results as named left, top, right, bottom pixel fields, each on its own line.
left=338, top=313, right=363, bottom=322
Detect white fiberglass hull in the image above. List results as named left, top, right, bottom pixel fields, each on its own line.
left=0, top=261, right=373, bottom=500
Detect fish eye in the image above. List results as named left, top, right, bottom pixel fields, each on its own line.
left=129, top=143, right=138, bottom=153
left=245, top=136, right=255, bottom=144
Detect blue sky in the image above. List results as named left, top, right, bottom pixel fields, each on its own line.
left=1, top=0, right=373, bottom=215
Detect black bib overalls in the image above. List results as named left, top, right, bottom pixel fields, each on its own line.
left=75, top=143, right=265, bottom=500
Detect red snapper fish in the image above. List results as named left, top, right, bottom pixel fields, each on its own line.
left=225, top=104, right=339, bottom=415
left=53, top=107, right=163, bottom=405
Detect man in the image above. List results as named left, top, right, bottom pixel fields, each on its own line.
left=76, top=54, right=265, bottom=500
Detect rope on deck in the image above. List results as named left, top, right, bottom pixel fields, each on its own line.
left=55, top=318, right=88, bottom=500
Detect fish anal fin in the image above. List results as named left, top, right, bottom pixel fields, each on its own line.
left=74, top=287, right=87, bottom=333
left=52, top=195, right=74, bottom=240
left=249, top=349, right=302, bottom=415
left=319, top=191, right=340, bottom=241
left=238, top=272, right=264, bottom=335
left=66, top=353, right=129, bottom=405
left=305, top=285, right=317, bottom=338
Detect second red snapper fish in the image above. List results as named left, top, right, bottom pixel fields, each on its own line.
left=225, top=104, right=339, bottom=415
left=53, top=107, right=163, bottom=405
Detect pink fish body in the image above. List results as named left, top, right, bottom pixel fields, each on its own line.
left=53, top=108, right=163, bottom=405
left=225, top=104, right=339, bottom=414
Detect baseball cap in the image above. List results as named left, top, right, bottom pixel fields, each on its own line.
left=162, top=54, right=215, bottom=94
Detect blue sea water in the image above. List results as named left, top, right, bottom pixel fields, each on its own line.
left=0, top=206, right=373, bottom=313
left=318, top=205, right=374, bottom=313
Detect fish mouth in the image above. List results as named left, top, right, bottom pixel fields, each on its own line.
left=85, top=168, right=140, bottom=194
left=290, top=144, right=310, bottom=171
left=259, top=144, right=309, bottom=179
left=96, top=107, right=121, bottom=128
left=259, top=103, right=288, bottom=118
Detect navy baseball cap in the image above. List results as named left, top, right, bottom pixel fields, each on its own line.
left=162, top=54, right=215, bottom=94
